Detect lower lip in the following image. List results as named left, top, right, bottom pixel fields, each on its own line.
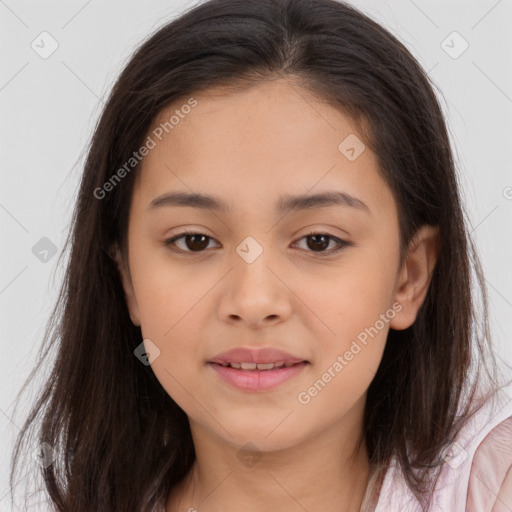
left=208, top=362, right=308, bottom=391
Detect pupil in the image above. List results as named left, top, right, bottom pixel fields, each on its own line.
left=308, top=234, right=329, bottom=251
left=186, top=234, right=209, bottom=251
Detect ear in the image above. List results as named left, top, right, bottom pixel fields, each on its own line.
left=110, top=243, right=141, bottom=326
left=389, top=224, right=440, bottom=330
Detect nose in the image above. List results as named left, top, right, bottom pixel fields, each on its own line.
left=217, top=247, right=293, bottom=329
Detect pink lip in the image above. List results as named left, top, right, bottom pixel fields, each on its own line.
left=208, top=361, right=308, bottom=392
left=208, top=346, right=307, bottom=365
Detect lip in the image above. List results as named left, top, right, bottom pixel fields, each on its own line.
left=208, top=346, right=308, bottom=365
left=208, top=361, right=308, bottom=392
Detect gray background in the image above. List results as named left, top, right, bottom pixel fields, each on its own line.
left=1, top=0, right=511, bottom=508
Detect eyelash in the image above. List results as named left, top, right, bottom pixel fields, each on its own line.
left=163, top=230, right=351, bottom=256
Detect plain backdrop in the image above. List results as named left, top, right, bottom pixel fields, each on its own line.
left=1, top=0, right=512, bottom=507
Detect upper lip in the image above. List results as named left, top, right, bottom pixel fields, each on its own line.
left=208, top=347, right=308, bottom=365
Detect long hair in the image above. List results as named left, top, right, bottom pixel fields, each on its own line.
left=9, top=0, right=511, bottom=510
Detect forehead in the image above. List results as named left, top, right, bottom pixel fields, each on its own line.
left=132, top=78, right=395, bottom=221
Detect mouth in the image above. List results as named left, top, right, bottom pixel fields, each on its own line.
left=209, top=360, right=307, bottom=371
left=207, top=360, right=310, bottom=391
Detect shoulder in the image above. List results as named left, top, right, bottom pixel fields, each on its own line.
left=465, top=415, right=512, bottom=512
left=372, top=390, right=512, bottom=512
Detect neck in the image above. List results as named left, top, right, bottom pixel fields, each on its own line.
left=167, top=400, right=373, bottom=512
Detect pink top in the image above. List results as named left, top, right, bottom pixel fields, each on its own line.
left=366, top=382, right=512, bottom=512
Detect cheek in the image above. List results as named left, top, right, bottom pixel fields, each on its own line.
left=129, top=250, right=216, bottom=396
left=292, top=251, right=395, bottom=392
left=135, top=290, right=211, bottom=413
left=295, top=251, right=395, bottom=340
left=294, top=283, right=392, bottom=421
left=130, top=245, right=213, bottom=338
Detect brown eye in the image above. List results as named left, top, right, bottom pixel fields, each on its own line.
left=182, top=234, right=210, bottom=251
left=294, top=232, right=350, bottom=254
left=306, top=234, right=330, bottom=252
left=164, top=232, right=218, bottom=253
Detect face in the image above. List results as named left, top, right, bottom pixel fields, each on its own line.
left=115, top=77, right=439, bottom=452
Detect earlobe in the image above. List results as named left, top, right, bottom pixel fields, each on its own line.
left=110, top=243, right=141, bottom=326
left=389, top=224, right=440, bottom=331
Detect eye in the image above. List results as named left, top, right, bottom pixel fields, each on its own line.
left=163, top=230, right=351, bottom=255
left=293, top=231, right=351, bottom=255
left=164, top=231, right=219, bottom=253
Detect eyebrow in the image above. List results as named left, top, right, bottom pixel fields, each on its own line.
left=148, top=190, right=370, bottom=215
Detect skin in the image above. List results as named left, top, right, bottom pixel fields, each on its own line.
left=114, top=77, right=440, bottom=512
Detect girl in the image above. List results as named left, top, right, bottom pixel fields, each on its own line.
left=8, top=0, right=512, bottom=511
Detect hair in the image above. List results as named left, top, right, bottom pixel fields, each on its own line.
left=8, top=0, right=512, bottom=510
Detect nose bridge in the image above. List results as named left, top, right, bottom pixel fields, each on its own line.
left=233, top=233, right=278, bottom=296
left=217, top=233, right=292, bottom=326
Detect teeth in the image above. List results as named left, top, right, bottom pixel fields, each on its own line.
left=219, top=361, right=297, bottom=371
left=254, top=362, right=276, bottom=370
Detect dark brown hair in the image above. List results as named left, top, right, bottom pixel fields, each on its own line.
left=9, top=0, right=512, bottom=510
